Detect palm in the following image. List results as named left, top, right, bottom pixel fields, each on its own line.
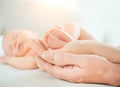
left=58, top=56, right=112, bottom=84
left=36, top=54, right=115, bottom=85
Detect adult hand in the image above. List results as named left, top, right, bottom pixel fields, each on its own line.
left=42, top=40, right=120, bottom=64
left=37, top=52, right=120, bottom=85
left=31, top=39, right=93, bottom=58
left=42, top=22, right=95, bottom=50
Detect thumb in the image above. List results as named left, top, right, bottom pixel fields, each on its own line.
left=53, top=53, right=81, bottom=66
left=42, top=50, right=88, bottom=67
left=41, top=49, right=62, bottom=64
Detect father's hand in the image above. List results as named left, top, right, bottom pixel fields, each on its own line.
left=37, top=52, right=120, bottom=85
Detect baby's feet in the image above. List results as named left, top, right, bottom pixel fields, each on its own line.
left=42, top=25, right=75, bottom=49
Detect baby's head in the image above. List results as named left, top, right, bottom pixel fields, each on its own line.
left=2, top=29, right=38, bottom=57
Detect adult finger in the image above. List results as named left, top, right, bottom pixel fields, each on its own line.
left=41, top=50, right=62, bottom=64
left=42, top=51, right=91, bottom=67
left=36, top=56, right=83, bottom=82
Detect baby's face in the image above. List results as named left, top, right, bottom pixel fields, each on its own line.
left=3, top=30, right=37, bottom=57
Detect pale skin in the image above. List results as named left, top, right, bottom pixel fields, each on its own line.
left=1, top=23, right=120, bottom=85
left=40, top=23, right=120, bottom=64
left=31, top=23, right=120, bottom=85
left=32, top=40, right=120, bottom=85
left=36, top=53, right=120, bottom=85
left=59, top=40, right=120, bottom=64
left=0, top=23, right=93, bottom=69
left=41, top=22, right=120, bottom=64
left=1, top=30, right=47, bottom=69
left=42, top=22, right=95, bottom=49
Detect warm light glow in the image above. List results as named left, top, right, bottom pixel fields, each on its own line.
left=39, top=0, right=77, bottom=9
left=27, top=0, right=78, bottom=21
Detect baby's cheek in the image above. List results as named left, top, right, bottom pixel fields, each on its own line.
left=10, top=48, right=19, bottom=56
left=6, top=47, right=12, bottom=56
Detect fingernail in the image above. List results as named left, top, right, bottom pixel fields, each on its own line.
left=54, top=53, right=62, bottom=60
left=41, top=51, right=53, bottom=61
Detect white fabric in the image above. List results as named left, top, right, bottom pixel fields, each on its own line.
left=0, top=36, right=113, bottom=87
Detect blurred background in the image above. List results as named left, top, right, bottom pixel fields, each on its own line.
left=0, top=0, right=120, bottom=46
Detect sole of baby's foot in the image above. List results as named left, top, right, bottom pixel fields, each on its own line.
left=41, top=25, right=62, bottom=48
left=50, top=29, right=74, bottom=42
left=48, top=25, right=75, bottom=42
left=45, top=32, right=66, bottom=49
left=42, top=26, right=66, bottom=49
left=43, top=25, right=74, bottom=49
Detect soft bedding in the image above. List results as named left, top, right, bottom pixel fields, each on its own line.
left=0, top=35, right=113, bottom=87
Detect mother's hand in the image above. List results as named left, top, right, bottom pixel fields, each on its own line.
left=37, top=52, right=120, bottom=85
left=31, top=39, right=93, bottom=58
left=42, top=40, right=120, bottom=64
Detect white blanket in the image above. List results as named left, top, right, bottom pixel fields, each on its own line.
left=0, top=36, right=113, bottom=87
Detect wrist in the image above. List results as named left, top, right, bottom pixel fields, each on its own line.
left=62, top=40, right=92, bottom=54
left=112, top=64, right=120, bottom=85
left=103, top=63, right=120, bottom=85
left=82, top=40, right=95, bottom=54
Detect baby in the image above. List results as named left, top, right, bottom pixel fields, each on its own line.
left=0, top=23, right=94, bottom=69
left=1, top=29, right=47, bottom=69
